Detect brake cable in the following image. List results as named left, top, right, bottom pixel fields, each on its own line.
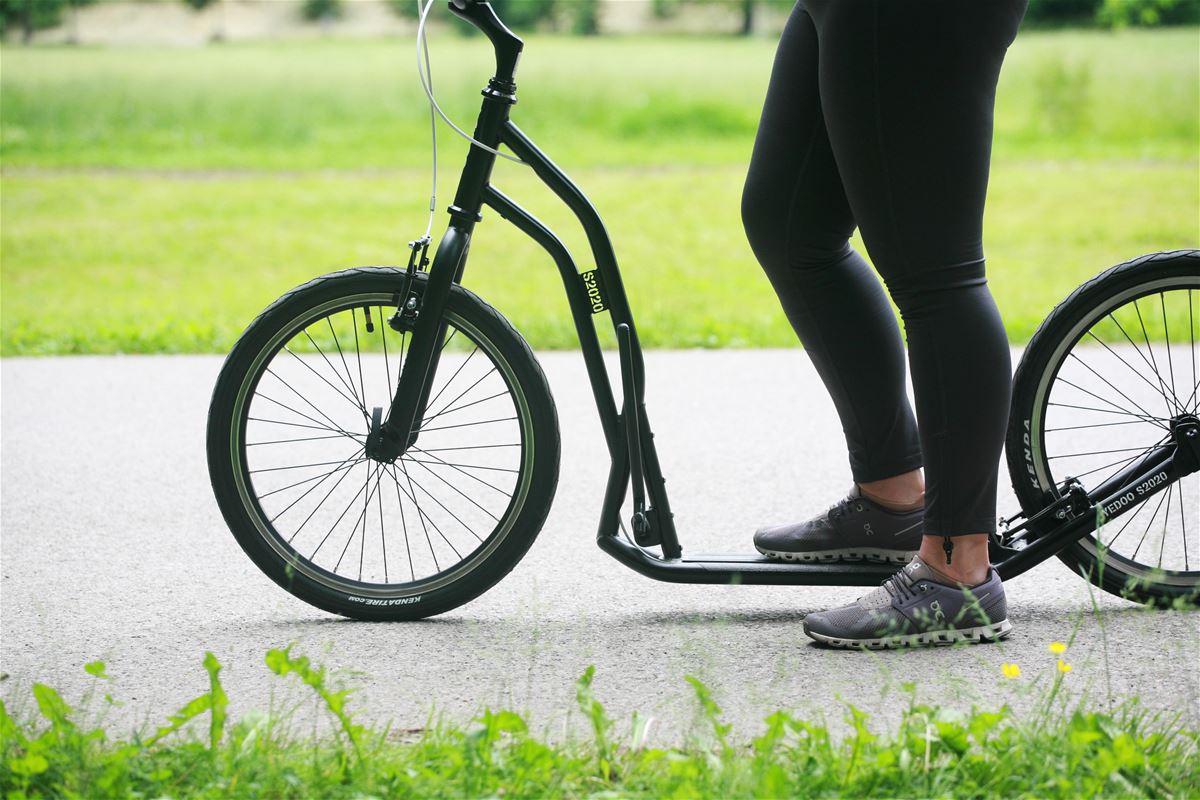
left=414, top=0, right=530, bottom=238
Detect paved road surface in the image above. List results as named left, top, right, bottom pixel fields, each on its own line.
left=2, top=351, right=1197, bottom=742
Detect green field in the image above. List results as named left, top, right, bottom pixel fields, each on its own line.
left=1, top=29, right=1197, bottom=355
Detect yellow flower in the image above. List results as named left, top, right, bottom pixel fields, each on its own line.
left=1001, top=663, right=1022, bottom=679
left=1057, top=659, right=1073, bottom=673
left=1049, top=641, right=1067, bottom=654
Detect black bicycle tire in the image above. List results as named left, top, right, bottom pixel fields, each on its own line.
left=1006, top=249, right=1200, bottom=605
left=207, top=267, right=560, bottom=620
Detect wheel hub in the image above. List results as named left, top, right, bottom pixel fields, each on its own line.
left=365, top=406, right=401, bottom=463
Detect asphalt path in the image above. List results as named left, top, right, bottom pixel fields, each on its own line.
left=2, top=350, right=1197, bottom=743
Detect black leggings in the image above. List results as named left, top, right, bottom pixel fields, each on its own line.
left=741, top=0, right=1027, bottom=537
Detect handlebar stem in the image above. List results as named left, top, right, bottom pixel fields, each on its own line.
left=447, top=0, right=524, bottom=87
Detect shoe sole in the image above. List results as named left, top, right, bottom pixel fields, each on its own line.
left=755, top=545, right=918, bottom=565
left=804, top=619, right=1013, bottom=650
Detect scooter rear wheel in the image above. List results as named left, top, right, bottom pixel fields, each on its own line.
left=207, top=267, right=560, bottom=620
left=1006, top=250, right=1200, bottom=605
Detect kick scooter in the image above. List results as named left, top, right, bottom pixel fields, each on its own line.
left=208, top=0, right=1200, bottom=620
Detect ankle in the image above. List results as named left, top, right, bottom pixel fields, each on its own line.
left=856, top=469, right=925, bottom=510
left=918, top=534, right=990, bottom=586
left=857, top=482, right=924, bottom=512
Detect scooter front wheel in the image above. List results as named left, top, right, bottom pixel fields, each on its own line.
left=207, top=267, right=560, bottom=620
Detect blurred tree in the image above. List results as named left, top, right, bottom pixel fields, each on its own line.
left=183, top=0, right=218, bottom=9
left=1097, top=0, right=1200, bottom=26
left=571, top=0, right=598, bottom=34
left=0, top=0, right=94, bottom=43
left=487, top=0, right=555, bottom=30
left=1024, top=0, right=1102, bottom=25
left=388, top=0, right=419, bottom=19
left=651, top=0, right=676, bottom=19
left=388, top=0, right=558, bottom=31
left=650, top=0, right=792, bottom=35
left=1024, top=0, right=1199, bottom=26
left=302, top=0, right=342, bottom=22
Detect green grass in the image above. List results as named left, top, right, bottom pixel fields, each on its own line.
left=2, top=29, right=1197, bottom=168
left=1, top=30, right=1197, bottom=355
left=3, top=647, right=1197, bottom=799
left=2, top=161, right=1195, bottom=355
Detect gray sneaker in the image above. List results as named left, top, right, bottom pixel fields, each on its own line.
left=754, top=483, right=923, bottom=564
left=802, top=555, right=1012, bottom=649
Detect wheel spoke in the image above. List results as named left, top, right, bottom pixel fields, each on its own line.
left=268, top=456, right=368, bottom=526
left=1048, top=444, right=1162, bottom=461
left=391, top=460, right=416, bottom=583
left=1156, top=481, right=1173, bottom=569
left=309, top=461, right=378, bottom=561
left=389, top=460, right=439, bottom=571
left=1046, top=401, right=1167, bottom=426
left=419, top=416, right=518, bottom=434
left=1054, top=373, right=1167, bottom=430
left=250, top=457, right=362, bottom=476
left=266, top=367, right=358, bottom=439
left=405, top=447, right=515, bottom=494
left=376, top=457, right=389, bottom=584
left=1181, top=475, right=1191, bottom=572
left=1107, top=310, right=1182, bottom=418
left=424, top=346, right=479, bottom=414
left=1067, top=446, right=1159, bottom=484
left=1044, top=419, right=1152, bottom=433
left=420, top=443, right=522, bottom=453
left=248, top=416, right=366, bottom=439
left=235, top=291, right=531, bottom=595
left=1084, top=436, right=1171, bottom=490
left=1129, top=482, right=1170, bottom=561
left=249, top=433, right=360, bottom=447
left=421, top=389, right=510, bottom=426
left=284, top=346, right=366, bottom=417
left=1160, top=292, right=1178, bottom=406
left=285, top=446, right=369, bottom=540
left=259, top=446, right=365, bottom=503
left=326, top=316, right=369, bottom=419
left=1084, top=329, right=1180, bottom=414
left=423, top=366, right=498, bottom=424
left=1132, top=298, right=1182, bottom=417
left=380, top=305, right=394, bottom=394
left=1188, top=289, right=1197, bottom=412
left=334, top=461, right=382, bottom=575
left=351, top=308, right=369, bottom=421
left=254, top=394, right=363, bottom=442
left=403, top=455, right=520, bottom=476
left=302, top=329, right=370, bottom=423
left=392, top=461, right=461, bottom=564
left=404, top=455, right=502, bottom=522
left=1103, top=492, right=1151, bottom=548
left=399, top=467, right=486, bottom=543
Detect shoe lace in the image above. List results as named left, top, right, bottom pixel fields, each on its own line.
left=881, top=569, right=919, bottom=604
left=826, top=495, right=864, bottom=520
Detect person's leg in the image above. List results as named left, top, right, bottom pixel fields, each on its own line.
left=807, top=0, right=1027, bottom=584
left=741, top=0, right=924, bottom=496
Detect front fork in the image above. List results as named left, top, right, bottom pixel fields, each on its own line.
left=366, top=226, right=471, bottom=462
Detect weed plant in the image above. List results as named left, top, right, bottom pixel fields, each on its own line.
left=2, top=641, right=1197, bottom=798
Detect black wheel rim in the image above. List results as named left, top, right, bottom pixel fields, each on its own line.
left=1033, top=278, right=1199, bottom=586
left=229, top=291, right=535, bottom=597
